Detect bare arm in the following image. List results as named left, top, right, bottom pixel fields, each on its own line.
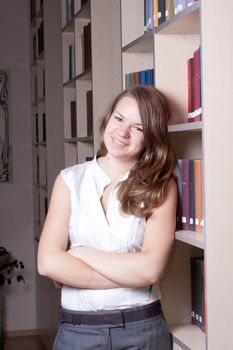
left=37, top=174, right=121, bottom=289
left=69, top=179, right=177, bottom=287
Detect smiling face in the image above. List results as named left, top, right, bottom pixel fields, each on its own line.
left=103, top=96, right=145, bottom=163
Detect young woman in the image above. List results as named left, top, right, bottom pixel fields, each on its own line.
left=37, top=85, right=177, bottom=350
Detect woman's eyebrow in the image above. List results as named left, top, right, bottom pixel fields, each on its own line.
left=115, top=111, right=143, bottom=126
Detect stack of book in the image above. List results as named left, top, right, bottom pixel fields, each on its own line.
left=125, top=69, right=154, bottom=88
left=187, top=46, right=202, bottom=122
left=144, top=0, right=198, bottom=32
left=190, top=257, right=205, bottom=332
left=176, top=159, right=203, bottom=232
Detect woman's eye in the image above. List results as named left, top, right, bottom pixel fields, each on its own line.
left=133, top=126, right=143, bottom=132
left=114, top=116, right=123, bottom=121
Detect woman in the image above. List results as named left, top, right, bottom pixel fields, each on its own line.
left=38, top=85, right=177, bottom=349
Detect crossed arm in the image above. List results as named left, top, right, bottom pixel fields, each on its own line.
left=37, top=174, right=177, bottom=289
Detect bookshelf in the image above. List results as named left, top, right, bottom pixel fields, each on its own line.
left=30, top=0, right=64, bottom=343
left=61, top=0, right=122, bottom=166
left=121, top=1, right=233, bottom=349
left=30, top=0, right=47, bottom=240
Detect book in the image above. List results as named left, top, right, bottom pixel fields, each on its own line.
left=83, top=22, right=92, bottom=71
left=148, top=0, right=153, bottom=30
left=86, top=90, right=93, bottom=136
left=68, top=44, right=76, bottom=80
left=70, top=100, right=77, bottom=138
left=125, top=69, right=154, bottom=88
left=66, top=0, right=74, bottom=24
left=173, top=0, right=186, bottom=15
left=35, top=113, right=39, bottom=143
left=30, top=0, right=36, bottom=22
left=181, top=159, right=190, bottom=230
left=175, top=159, right=183, bottom=229
left=190, top=257, right=197, bottom=325
left=190, top=257, right=205, bottom=331
left=153, top=0, right=159, bottom=27
left=201, top=259, right=206, bottom=332
left=195, top=257, right=203, bottom=329
left=158, top=0, right=166, bottom=25
left=189, top=159, right=195, bottom=230
left=144, top=0, right=149, bottom=32
left=42, top=113, right=46, bottom=142
left=187, top=47, right=202, bottom=122
left=194, top=159, right=202, bottom=232
left=165, top=0, right=174, bottom=21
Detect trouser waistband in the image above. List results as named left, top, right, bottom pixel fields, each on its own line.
left=59, top=300, right=162, bottom=327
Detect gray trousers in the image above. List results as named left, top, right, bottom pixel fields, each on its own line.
left=53, top=304, right=172, bottom=350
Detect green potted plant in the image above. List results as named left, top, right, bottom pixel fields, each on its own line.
left=0, top=247, right=25, bottom=349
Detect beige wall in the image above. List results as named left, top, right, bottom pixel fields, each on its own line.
left=0, top=0, right=37, bottom=331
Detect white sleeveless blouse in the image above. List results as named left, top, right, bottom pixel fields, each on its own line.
left=60, top=157, right=161, bottom=311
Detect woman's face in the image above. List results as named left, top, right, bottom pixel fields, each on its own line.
left=103, top=96, right=145, bottom=163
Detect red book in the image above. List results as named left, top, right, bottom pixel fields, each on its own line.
left=187, top=58, right=192, bottom=121
left=193, top=49, right=199, bottom=121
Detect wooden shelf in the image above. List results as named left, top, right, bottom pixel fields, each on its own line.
left=75, top=1, right=90, bottom=20
left=122, top=32, right=153, bottom=53
left=169, top=323, right=205, bottom=350
left=77, top=136, right=93, bottom=142
left=168, top=121, right=202, bottom=133
left=175, top=230, right=204, bottom=249
left=62, top=19, right=75, bottom=33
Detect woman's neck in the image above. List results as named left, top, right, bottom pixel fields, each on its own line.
left=97, top=155, right=135, bottom=181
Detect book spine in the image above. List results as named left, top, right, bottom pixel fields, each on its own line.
left=158, top=0, right=166, bottom=25
left=153, top=0, right=159, bottom=27
left=194, top=159, right=202, bottom=233
left=189, top=159, right=195, bottom=230
left=42, top=113, right=46, bottom=142
left=165, top=0, right=174, bottom=21
left=175, top=159, right=183, bottom=229
left=190, top=257, right=197, bottom=325
left=198, top=46, right=202, bottom=121
left=201, top=259, right=206, bottom=332
left=195, top=258, right=203, bottom=329
left=181, top=159, right=190, bottom=230
left=174, top=0, right=186, bottom=15
left=193, top=49, right=199, bottom=121
left=86, top=90, right=93, bottom=136
left=70, top=100, right=77, bottom=138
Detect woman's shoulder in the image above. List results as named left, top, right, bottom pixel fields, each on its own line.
left=60, top=158, right=95, bottom=186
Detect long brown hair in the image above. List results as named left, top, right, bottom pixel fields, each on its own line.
left=97, top=85, right=175, bottom=218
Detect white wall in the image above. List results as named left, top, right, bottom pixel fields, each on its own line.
left=0, top=0, right=37, bottom=331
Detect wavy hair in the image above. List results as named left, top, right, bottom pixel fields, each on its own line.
left=97, top=85, right=175, bottom=218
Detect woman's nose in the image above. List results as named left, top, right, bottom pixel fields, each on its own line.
left=118, top=124, right=130, bottom=138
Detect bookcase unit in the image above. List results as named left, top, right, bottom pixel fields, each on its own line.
left=61, top=0, right=122, bottom=165
left=30, top=0, right=64, bottom=344
left=121, top=1, right=233, bottom=349
left=30, top=0, right=47, bottom=239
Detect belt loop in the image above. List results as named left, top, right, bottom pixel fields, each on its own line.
left=121, top=310, right=125, bottom=327
left=72, top=314, right=81, bottom=325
